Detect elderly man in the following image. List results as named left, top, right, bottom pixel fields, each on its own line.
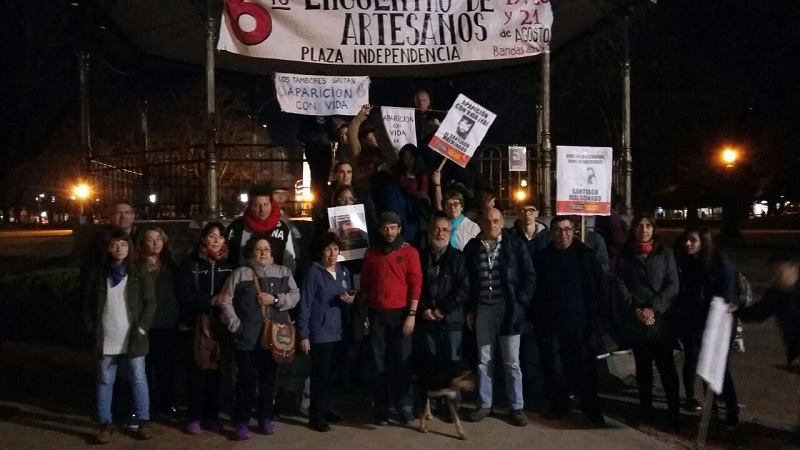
left=464, top=208, right=536, bottom=426
left=533, top=215, right=608, bottom=425
left=226, top=184, right=295, bottom=271
left=361, top=211, right=423, bottom=426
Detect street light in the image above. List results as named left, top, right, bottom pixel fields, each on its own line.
left=722, top=148, right=738, bottom=168
left=74, top=184, right=91, bottom=199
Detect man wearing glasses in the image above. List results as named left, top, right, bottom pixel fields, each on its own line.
left=509, top=201, right=552, bottom=257
left=532, top=216, right=608, bottom=425
left=414, top=212, right=470, bottom=420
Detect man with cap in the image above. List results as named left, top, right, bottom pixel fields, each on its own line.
left=225, top=184, right=296, bottom=271
left=360, top=211, right=423, bottom=426
left=464, top=208, right=536, bottom=427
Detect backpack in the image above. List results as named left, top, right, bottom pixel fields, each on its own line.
left=732, top=271, right=752, bottom=353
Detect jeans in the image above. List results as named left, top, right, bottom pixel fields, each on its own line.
left=97, top=355, right=150, bottom=424
left=233, top=348, right=279, bottom=424
left=475, top=310, right=523, bottom=411
left=369, top=309, right=413, bottom=414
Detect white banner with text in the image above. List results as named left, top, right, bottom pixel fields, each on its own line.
left=381, top=106, right=417, bottom=152
left=275, top=72, right=370, bottom=115
left=218, top=0, right=553, bottom=66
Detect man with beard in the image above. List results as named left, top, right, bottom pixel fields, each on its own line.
left=361, top=212, right=423, bottom=426
left=415, top=213, right=470, bottom=419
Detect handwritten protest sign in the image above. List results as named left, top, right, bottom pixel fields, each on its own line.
left=381, top=107, right=416, bottom=152
left=275, top=72, right=369, bottom=116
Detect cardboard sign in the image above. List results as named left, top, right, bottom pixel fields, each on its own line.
left=428, top=94, right=496, bottom=168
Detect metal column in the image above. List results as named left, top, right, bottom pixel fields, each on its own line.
left=205, top=6, right=219, bottom=218
left=622, top=12, right=633, bottom=215
left=540, top=48, right=553, bottom=216
left=78, top=52, right=92, bottom=176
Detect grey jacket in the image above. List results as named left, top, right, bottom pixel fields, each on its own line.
left=221, top=261, right=300, bottom=351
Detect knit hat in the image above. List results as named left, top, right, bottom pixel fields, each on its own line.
left=378, top=211, right=402, bottom=226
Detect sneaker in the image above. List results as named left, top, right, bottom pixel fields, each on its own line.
left=684, top=397, right=701, bottom=412
left=184, top=420, right=201, bottom=435
left=137, top=421, right=154, bottom=440
left=96, top=424, right=113, bottom=444
left=511, top=409, right=528, bottom=427
left=324, top=411, right=343, bottom=423
left=725, top=413, right=741, bottom=431
left=162, top=406, right=183, bottom=423
left=235, top=423, right=250, bottom=441
left=310, top=418, right=331, bottom=432
left=202, top=420, right=223, bottom=433
left=470, top=408, right=491, bottom=423
left=374, top=414, right=389, bottom=426
left=400, top=410, right=415, bottom=425
left=259, top=419, right=276, bottom=435
left=123, top=413, right=139, bottom=431
left=584, top=412, right=606, bottom=426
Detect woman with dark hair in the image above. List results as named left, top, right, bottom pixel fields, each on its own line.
left=84, top=228, right=156, bottom=443
left=674, top=225, right=740, bottom=428
left=395, top=144, right=429, bottom=196
left=175, top=221, right=234, bottom=435
left=298, top=232, right=355, bottom=432
left=614, top=212, right=681, bottom=432
left=137, top=226, right=182, bottom=422
left=220, top=233, right=300, bottom=440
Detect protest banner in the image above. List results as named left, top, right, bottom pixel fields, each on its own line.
left=428, top=94, right=496, bottom=168
left=327, top=204, right=369, bottom=261
left=381, top=106, right=417, bottom=152
left=509, top=145, right=527, bottom=172
left=555, top=146, right=612, bottom=215
left=696, top=297, right=733, bottom=395
left=275, top=72, right=369, bottom=116
left=217, top=0, right=553, bottom=67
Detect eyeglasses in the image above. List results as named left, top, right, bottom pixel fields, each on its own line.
left=553, top=227, right=574, bottom=234
left=519, top=208, right=537, bottom=214
left=444, top=201, right=461, bottom=208
left=433, top=227, right=452, bottom=234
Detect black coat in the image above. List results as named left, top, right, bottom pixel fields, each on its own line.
left=613, top=242, right=680, bottom=344
left=533, top=241, right=610, bottom=355
left=464, top=230, right=536, bottom=336
left=741, top=284, right=800, bottom=365
left=418, top=245, right=470, bottom=331
left=675, top=252, right=738, bottom=333
left=175, top=250, right=234, bottom=329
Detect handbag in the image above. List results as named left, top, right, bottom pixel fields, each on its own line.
left=252, top=269, right=296, bottom=364
left=194, top=312, right=221, bottom=370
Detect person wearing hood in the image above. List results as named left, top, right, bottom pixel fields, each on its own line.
left=219, top=233, right=300, bottom=440
left=297, top=232, right=354, bottom=432
left=226, top=184, right=295, bottom=271
left=361, top=212, right=423, bottom=426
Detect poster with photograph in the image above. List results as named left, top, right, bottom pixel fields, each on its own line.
left=555, top=146, right=612, bottom=215
left=509, top=145, right=527, bottom=172
left=327, top=204, right=369, bottom=261
left=428, top=94, right=496, bottom=168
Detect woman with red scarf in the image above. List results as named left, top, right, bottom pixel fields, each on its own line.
left=226, top=184, right=295, bottom=271
left=175, top=221, right=234, bottom=435
left=613, top=212, right=681, bottom=432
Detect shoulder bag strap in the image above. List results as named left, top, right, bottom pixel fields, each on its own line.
left=194, top=262, right=199, bottom=292
left=252, top=267, right=270, bottom=322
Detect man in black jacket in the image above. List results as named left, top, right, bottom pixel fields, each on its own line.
left=533, top=216, right=607, bottom=425
left=464, top=208, right=536, bottom=427
left=416, top=213, right=470, bottom=361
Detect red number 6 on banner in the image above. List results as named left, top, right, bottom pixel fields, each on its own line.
left=225, top=0, right=272, bottom=46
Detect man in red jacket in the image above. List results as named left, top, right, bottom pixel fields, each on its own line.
left=361, top=211, right=423, bottom=426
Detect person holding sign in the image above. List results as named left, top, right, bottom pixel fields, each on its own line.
left=674, top=225, right=740, bottom=429
left=464, top=208, right=536, bottom=427
left=613, top=213, right=681, bottom=433
left=349, top=104, right=386, bottom=186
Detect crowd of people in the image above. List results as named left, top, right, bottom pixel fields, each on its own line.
left=77, top=88, right=800, bottom=446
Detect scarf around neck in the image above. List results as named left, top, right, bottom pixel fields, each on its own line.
left=244, top=203, right=281, bottom=233
left=109, top=263, right=128, bottom=288
left=201, top=242, right=229, bottom=263
left=450, top=214, right=466, bottom=247
left=377, top=234, right=406, bottom=255
left=635, top=241, right=654, bottom=257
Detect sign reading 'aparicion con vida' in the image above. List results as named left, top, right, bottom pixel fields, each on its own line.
left=217, top=0, right=553, bottom=66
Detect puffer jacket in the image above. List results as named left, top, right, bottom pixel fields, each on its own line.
left=175, top=249, right=234, bottom=329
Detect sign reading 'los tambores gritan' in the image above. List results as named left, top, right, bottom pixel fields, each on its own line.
left=217, top=0, right=553, bottom=66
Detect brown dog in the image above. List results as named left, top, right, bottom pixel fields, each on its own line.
left=417, top=362, right=476, bottom=440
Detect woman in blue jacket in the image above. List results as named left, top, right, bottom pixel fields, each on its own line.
left=298, top=232, right=354, bottom=432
